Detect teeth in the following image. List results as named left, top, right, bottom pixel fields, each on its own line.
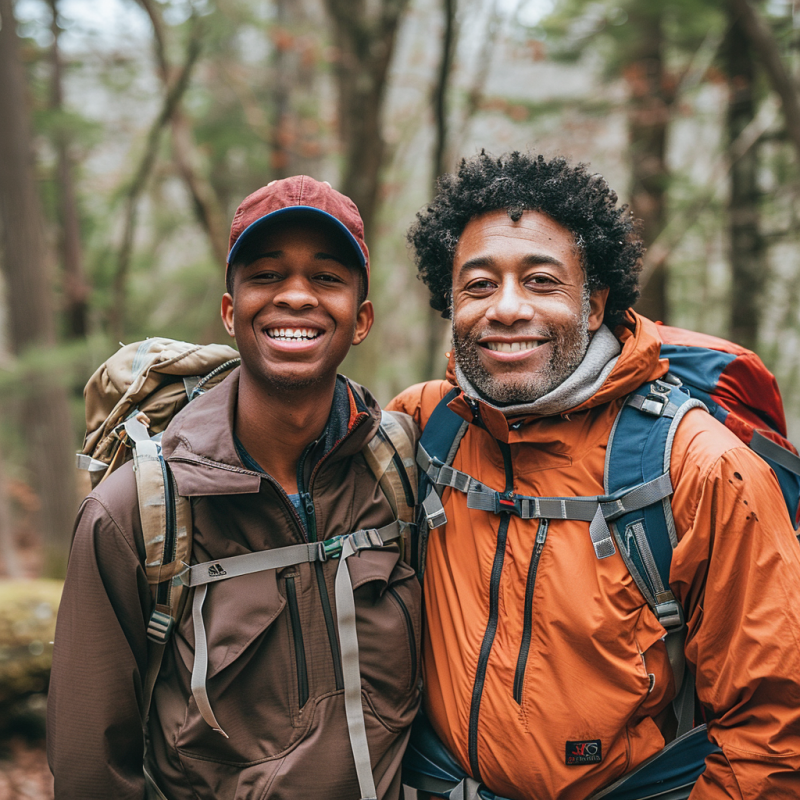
left=267, top=328, right=321, bottom=341
left=485, top=340, right=540, bottom=353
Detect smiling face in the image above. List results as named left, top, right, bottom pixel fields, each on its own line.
left=451, top=209, right=609, bottom=405
left=221, top=219, right=373, bottom=393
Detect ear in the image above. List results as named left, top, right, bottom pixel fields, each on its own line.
left=588, top=287, right=610, bottom=332
left=352, top=300, right=374, bottom=346
left=221, top=293, right=235, bottom=338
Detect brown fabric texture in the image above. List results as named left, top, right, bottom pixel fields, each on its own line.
left=48, top=370, right=421, bottom=799
left=388, top=311, right=800, bottom=800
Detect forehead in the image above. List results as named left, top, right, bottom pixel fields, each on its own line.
left=453, top=209, right=581, bottom=277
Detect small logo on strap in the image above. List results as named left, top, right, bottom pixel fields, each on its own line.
left=207, top=563, right=227, bottom=577
left=565, top=740, right=602, bottom=765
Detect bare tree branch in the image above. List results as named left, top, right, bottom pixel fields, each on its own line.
left=111, top=32, right=201, bottom=339
left=728, top=0, right=800, bottom=163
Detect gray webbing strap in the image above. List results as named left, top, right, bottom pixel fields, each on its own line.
left=750, top=430, right=800, bottom=476
left=185, top=523, right=404, bottom=792
left=190, top=583, right=227, bottom=737
left=589, top=505, right=616, bottom=559
left=626, top=392, right=681, bottom=418
left=450, top=777, right=483, bottom=800
left=335, top=534, right=379, bottom=800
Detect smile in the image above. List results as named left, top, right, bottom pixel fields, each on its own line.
left=266, top=327, right=322, bottom=341
left=482, top=340, right=542, bottom=353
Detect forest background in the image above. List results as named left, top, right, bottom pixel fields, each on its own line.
left=1, top=0, right=800, bottom=792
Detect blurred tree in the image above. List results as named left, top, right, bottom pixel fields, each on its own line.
left=625, top=1, right=673, bottom=323
left=323, top=0, right=412, bottom=241
left=48, top=0, right=90, bottom=339
left=0, top=0, right=77, bottom=576
left=423, top=0, right=458, bottom=381
left=725, top=1, right=763, bottom=350
left=111, top=17, right=202, bottom=339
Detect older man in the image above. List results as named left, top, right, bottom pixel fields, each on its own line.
left=390, top=152, right=800, bottom=799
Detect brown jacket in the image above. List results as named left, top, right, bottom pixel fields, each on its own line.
left=388, top=313, right=800, bottom=800
left=48, top=371, right=422, bottom=799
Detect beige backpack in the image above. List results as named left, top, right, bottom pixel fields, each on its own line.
left=77, top=336, right=416, bottom=643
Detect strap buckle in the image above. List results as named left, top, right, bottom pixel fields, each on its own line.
left=147, top=609, right=175, bottom=644
left=654, top=599, right=684, bottom=631
left=640, top=392, right=669, bottom=417
left=494, top=492, right=522, bottom=516
left=319, top=535, right=345, bottom=562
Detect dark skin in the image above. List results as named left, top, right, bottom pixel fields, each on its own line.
left=221, top=220, right=373, bottom=492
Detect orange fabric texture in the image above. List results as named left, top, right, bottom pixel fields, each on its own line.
left=388, top=312, right=800, bottom=799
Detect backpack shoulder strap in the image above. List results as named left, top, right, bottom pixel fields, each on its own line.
left=414, top=388, right=469, bottom=576
left=123, top=417, right=193, bottom=724
left=606, top=377, right=706, bottom=736
left=361, top=410, right=418, bottom=563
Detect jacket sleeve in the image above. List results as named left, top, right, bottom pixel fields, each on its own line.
left=47, top=494, right=152, bottom=800
left=669, top=431, right=800, bottom=799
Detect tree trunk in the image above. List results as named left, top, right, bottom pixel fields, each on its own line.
left=48, top=0, right=89, bottom=338
left=324, top=0, right=411, bottom=242
left=626, top=4, right=672, bottom=323
left=0, top=0, right=77, bottom=577
left=423, top=0, right=458, bottom=382
left=726, top=8, right=764, bottom=350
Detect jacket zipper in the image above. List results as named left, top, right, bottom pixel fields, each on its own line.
left=467, top=439, right=514, bottom=782
left=296, top=413, right=370, bottom=692
left=285, top=575, right=309, bottom=708
left=388, top=587, right=417, bottom=683
left=156, top=459, right=177, bottom=606
left=512, top=518, right=550, bottom=704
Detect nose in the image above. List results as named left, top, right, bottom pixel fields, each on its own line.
left=484, top=278, right=535, bottom=326
left=273, top=276, right=319, bottom=310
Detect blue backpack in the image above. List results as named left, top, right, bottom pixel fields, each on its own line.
left=403, top=329, right=800, bottom=800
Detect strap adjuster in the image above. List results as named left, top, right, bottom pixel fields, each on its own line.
left=640, top=392, right=669, bottom=416
left=654, top=599, right=684, bottom=631
left=319, top=535, right=345, bottom=562
left=147, top=609, right=175, bottom=643
left=494, top=492, right=522, bottom=516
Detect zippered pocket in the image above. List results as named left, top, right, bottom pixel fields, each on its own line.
left=513, top=519, right=549, bottom=704
left=285, top=575, right=309, bottom=708
left=388, top=586, right=417, bottom=685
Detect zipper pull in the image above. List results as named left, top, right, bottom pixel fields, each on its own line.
left=301, top=492, right=318, bottom=542
left=536, top=519, right=549, bottom=544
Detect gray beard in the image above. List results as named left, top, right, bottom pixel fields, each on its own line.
left=451, top=291, right=591, bottom=406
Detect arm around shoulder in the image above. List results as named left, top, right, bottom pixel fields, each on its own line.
left=47, top=480, right=152, bottom=800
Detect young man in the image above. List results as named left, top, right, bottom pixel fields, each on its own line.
left=48, top=176, right=422, bottom=799
left=390, top=152, right=800, bottom=799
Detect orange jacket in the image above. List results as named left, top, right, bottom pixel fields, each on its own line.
left=388, top=312, right=800, bottom=799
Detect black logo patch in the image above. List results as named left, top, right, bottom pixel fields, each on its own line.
left=208, top=563, right=227, bottom=577
left=565, top=739, right=602, bottom=765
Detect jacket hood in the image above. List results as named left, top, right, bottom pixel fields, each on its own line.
left=445, top=310, right=668, bottom=438
left=160, top=367, right=383, bottom=496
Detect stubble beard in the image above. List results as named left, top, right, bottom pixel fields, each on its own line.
left=451, top=290, right=592, bottom=406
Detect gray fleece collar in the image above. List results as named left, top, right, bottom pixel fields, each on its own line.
left=454, top=324, right=621, bottom=418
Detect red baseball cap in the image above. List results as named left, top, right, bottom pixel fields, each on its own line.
left=227, top=176, right=370, bottom=292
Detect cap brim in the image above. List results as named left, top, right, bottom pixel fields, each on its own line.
left=227, top=206, right=367, bottom=271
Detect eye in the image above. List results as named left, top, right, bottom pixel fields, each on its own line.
left=464, top=278, right=497, bottom=294
left=315, top=272, right=347, bottom=285
left=525, top=273, right=558, bottom=289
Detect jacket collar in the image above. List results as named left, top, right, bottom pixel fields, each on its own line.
left=161, top=368, right=381, bottom=496
left=445, top=311, right=668, bottom=441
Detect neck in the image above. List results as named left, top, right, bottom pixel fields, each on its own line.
left=234, top=369, right=337, bottom=493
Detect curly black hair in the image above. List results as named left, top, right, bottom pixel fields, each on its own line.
left=408, top=151, right=643, bottom=328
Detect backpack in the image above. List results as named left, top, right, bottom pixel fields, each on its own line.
left=78, top=337, right=418, bottom=800
left=406, top=325, right=800, bottom=800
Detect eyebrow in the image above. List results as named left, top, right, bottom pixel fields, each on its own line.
left=456, top=252, right=564, bottom=278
